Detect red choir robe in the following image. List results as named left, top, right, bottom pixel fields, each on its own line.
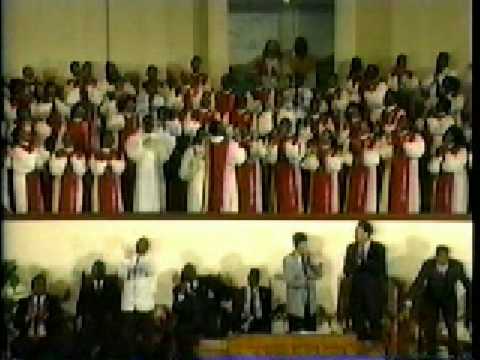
left=346, top=136, right=379, bottom=214
left=119, top=113, right=138, bottom=154
left=386, top=133, right=425, bottom=214
left=26, top=147, right=51, bottom=214
left=204, top=136, right=246, bottom=213
left=269, top=137, right=305, bottom=214
left=236, top=140, right=265, bottom=214
left=49, top=149, right=87, bottom=214
left=215, top=92, right=235, bottom=116
left=231, top=110, right=253, bottom=132
left=67, top=118, right=90, bottom=155
left=90, top=150, right=125, bottom=214
left=431, top=148, right=468, bottom=214
left=193, top=109, right=215, bottom=128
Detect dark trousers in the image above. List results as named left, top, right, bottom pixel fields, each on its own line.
left=288, top=304, right=316, bottom=332
left=351, top=274, right=383, bottom=341
left=121, top=311, right=155, bottom=360
left=11, top=337, right=51, bottom=360
left=422, top=300, right=458, bottom=358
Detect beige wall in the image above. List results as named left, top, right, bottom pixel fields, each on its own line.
left=1, top=0, right=219, bottom=82
left=4, top=220, right=472, bottom=314
left=390, top=0, right=471, bottom=78
left=2, top=0, right=107, bottom=79
left=334, top=0, right=471, bottom=79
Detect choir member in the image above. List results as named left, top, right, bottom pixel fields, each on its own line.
left=179, top=115, right=204, bottom=212
left=343, top=221, right=386, bottom=342
left=26, top=120, right=52, bottom=214
left=12, top=274, right=64, bottom=360
left=125, top=115, right=175, bottom=212
left=404, top=245, right=471, bottom=359
left=286, top=37, right=318, bottom=89
left=379, top=120, right=425, bottom=214
left=253, top=39, right=285, bottom=89
left=164, top=113, right=190, bottom=212
left=345, top=122, right=380, bottom=214
left=283, top=232, right=322, bottom=332
left=81, top=61, right=96, bottom=86
left=75, top=260, right=122, bottom=359
left=236, top=136, right=266, bottom=214
left=267, top=118, right=305, bottom=214
left=49, top=135, right=87, bottom=214
left=422, top=52, right=457, bottom=112
left=67, top=103, right=91, bottom=155
left=143, top=64, right=162, bottom=95
left=89, top=132, right=125, bottom=214
left=236, top=268, right=272, bottom=333
left=346, top=57, right=363, bottom=104
left=363, top=73, right=388, bottom=124
left=68, top=60, right=82, bottom=86
left=302, top=134, right=343, bottom=214
left=203, top=121, right=246, bottom=213
left=22, top=66, right=39, bottom=98
left=10, top=132, right=36, bottom=214
left=119, top=237, right=156, bottom=359
left=429, top=126, right=468, bottom=214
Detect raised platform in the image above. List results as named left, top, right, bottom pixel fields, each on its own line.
left=198, top=334, right=385, bottom=357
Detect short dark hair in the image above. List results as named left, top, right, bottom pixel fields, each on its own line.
left=357, top=220, right=374, bottom=237
left=249, top=268, right=260, bottom=281
left=436, top=245, right=449, bottom=256
left=70, top=61, right=80, bottom=73
left=293, top=232, right=308, bottom=249
left=31, top=273, right=46, bottom=290
left=136, top=236, right=150, bottom=252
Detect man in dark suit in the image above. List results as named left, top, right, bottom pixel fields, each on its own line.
left=75, top=260, right=121, bottom=359
left=404, top=245, right=471, bottom=359
left=343, top=220, right=386, bottom=342
left=11, top=274, right=64, bottom=360
left=236, top=268, right=272, bottom=333
left=172, top=263, right=203, bottom=360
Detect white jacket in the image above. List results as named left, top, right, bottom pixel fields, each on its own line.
left=119, top=254, right=156, bottom=312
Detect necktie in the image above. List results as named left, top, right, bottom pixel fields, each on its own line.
left=33, top=295, right=39, bottom=337
left=302, top=256, right=308, bottom=276
left=250, top=288, right=255, bottom=317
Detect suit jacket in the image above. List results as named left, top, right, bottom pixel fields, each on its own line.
left=343, top=241, right=387, bottom=313
left=172, top=282, right=203, bottom=335
left=14, top=294, right=63, bottom=339
left=283, top=252, right=322, bottom=318
left=234, top=286, right=272, bottom=333
left=76, top=275, right=121, bottom=325
left=344, top=240, right=387, bottom=279
left=407, top=258, right=471, bottom=322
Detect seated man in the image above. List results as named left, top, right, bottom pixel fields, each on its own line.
left=12, top=274, right=64, bottom=360
left=75, top=260, right=121, bottom=359
left=235, top=268, right=272, bottom=333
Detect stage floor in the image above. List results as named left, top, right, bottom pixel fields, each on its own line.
left=199, top=334, right=385, bottom=357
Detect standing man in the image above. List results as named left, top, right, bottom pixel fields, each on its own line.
left=75, top=260, right=121, bottom=359
left=11, top=274, right=64, bottom=360
left=343, top=220, right=387, bottom=342
left=283, top=232, right=322, bottom=332
left=119, top=237, right=156, bottom=360
left=404, top=245, right=471, bottom=359
left=237, top=268, right=272, bottom=333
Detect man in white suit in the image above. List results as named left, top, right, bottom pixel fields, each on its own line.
left=119, top=236, right=156, bottom=359
left=283, top=232, right=322, bottom=332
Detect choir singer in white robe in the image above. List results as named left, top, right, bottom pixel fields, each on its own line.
left=125, top=115, right=175, bottom=212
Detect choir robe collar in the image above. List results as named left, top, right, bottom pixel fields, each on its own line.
left=210, top=135, right=225, bottom=144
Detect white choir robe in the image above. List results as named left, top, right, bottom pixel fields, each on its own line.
left=11, top=147, right=37, bottom=214
left=179, top=146, right=206, bottom=213
left=125, top=130, right=175, bottom=212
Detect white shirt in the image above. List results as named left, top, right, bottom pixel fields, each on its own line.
left=358, top=241, right=371, bottom=264
left=437, top=263, right=449, bottom=275
left=93, top=279, right=104, bottom=291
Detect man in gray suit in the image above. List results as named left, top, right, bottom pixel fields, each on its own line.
left=283, top=232, right=322, bottom=332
